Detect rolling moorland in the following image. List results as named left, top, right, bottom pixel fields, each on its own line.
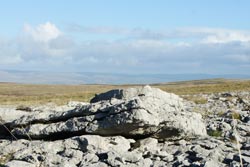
left=0, top=78, right=250, bottom=106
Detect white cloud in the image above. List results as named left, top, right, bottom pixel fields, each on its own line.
left=195, top=28, right=250, bottom=43
left=17, top=22, right=74, bottom=60
left=226, top=54, right=250, bottom=63
left=67, top=25, right=250, bottom=43
left=23, top=22, right=62, bottom=42
left=0, top=54, right=22, bottom=65
left=1, top=23, right=250, bottom=74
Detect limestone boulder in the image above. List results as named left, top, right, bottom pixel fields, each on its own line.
left=2, top=86, right=207, bottom=140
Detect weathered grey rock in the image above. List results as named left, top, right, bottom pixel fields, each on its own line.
left=5, top=86, right=206, bottom=140
left=0, top=135, right=134, bottom=167
left=74, top=135, right=133, bottom=153
left=136, top=137, right=159, bottom=152
left=136, top=158, right=153, bottom=167
left=82, top=153, right=99, bottom=163
left=79, top=162, right=108, bottom=167
left=203, top=159, right=221, bottom=167
left=0, top=107, right=33, bottom=123
left=67, top=101, right=89, bottom=108
left=5, top=160, right=36, bottom=167
left=0, top=129, right=248, bottom=167
left=152, top=160, right=167, bottom=167
left=105, top=151, right=124, bottom=166
left=230, top=161, right=241, bottom=167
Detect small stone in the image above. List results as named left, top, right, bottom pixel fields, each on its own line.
left=5, top=160, right=36, bottom=167
left=178, top=140, right=187, bottom=146
left=177, top=154, right=186, bottom=162
left=136, top=158, right=152, bottom=166
left=230, top=161, right=241, bottom=167
left=137, top=138, right=158, bottom=152
left=79, top=162, right=108, bottom=167
left=191, top=161, right=201, bottom=166
left=203, top=159, right=220, bottom=167
left=182, top=159, right=190, bottom=166
left=82, top=153, right=99, bottom=163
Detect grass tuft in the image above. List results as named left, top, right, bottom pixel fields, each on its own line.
left=184, top=96, right=207, bottom=104
left=0, top=152, right=14, bottom=165
left=232, top=112, right=241, bottom=120
left=207, top=130, right=223, bottom=137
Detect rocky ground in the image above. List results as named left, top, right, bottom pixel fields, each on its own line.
left=0, top=86, right=249, bottom=167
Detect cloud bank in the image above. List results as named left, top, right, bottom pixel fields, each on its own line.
left=0, top=22, right=249, bottom=74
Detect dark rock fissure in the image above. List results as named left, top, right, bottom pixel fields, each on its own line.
left=1, top=124, right=158, bottom=141
left=6, top=109, right=98, bottom=129
left=4, top=105, right=145, bottom=130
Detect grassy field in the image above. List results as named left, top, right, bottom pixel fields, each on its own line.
left=0, top=79, right=249, bottom=106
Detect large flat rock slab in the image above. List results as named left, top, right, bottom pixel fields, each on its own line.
left=2, top=86, right=206, bottom=140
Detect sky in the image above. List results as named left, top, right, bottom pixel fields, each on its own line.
left=0, top=0, right=250, bottom=75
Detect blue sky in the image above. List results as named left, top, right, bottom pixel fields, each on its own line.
left=0, top=0, right=250, bottom=75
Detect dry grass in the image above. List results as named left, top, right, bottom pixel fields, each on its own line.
left=153, top=78, right=250, bottom=95
left=0, top=79, right=249, bottom=106
left=0, top=152, right=14, bottom=165
left=0, top=83, right=135, bottom=106
left=183, top=96, right=207, bottom=104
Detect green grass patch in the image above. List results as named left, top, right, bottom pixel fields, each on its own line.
left=232, top=111, right=241, bottom=120
left=184, top=96, right=207, bottom=104
left=207, top=130, right=223, bottom=137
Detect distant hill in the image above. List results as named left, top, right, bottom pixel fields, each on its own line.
left=0, top=69, right=249, bottom=84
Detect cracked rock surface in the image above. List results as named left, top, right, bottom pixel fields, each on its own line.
left=0, top=86, right=249, bottom=167
left=3, top=86, right=207, bottom=140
